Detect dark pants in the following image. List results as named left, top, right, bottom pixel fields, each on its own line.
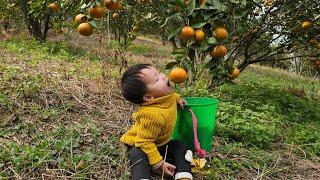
left=127, top=140, right=191, bottom=180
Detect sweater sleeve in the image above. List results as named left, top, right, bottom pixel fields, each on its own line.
left=134, top=111, right=165, bottom=165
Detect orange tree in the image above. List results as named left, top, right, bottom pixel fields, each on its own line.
left=0, top=1, right=22, bottom=32
left=75, top=0, right=170, bottom=72
left=12, top=0, right=81, bottom=42
left=105, top=0, right=170, bottom=72
left=235, top=0, right=320, bottom=78
left=160, top=0, right=320, bottom=88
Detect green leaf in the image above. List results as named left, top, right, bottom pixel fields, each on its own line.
left=172, top=48, right=187, bottom=55
left=191, top=22, right=207, bottom=28
left=208, top=0, right=228, bottom=12
left=185, top=0, right=196, bottom=16
left=199, top=41, right=209, bottom=51
left=172, top=54, right=186, bottom=60
left=229, top=0, right=240, bottom=4
left=88, top=21, right=98, bottom=28
left=161, top=13, right=181, bottom=28
left=175, top=0, right=185, bottom=7
left=205, top=59, right=217, bottom=69
left=240, top=0, right=247, bottom=6
left=165, top=62, right=179, bottom=70
left=168, top=26, right=183, bottom=40
left=181, top=57, right=193, bottom=72
left=204, top=11, right=214, bottom=20
left=207, top=37, right=217, bottom=45
left=234, top=10, right=248, bottom=18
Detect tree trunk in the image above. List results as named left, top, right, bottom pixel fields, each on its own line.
left=18, top=0, right=52, bottom=42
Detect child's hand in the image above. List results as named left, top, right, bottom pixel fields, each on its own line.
left=160, top=162, right=176, bottom=176
left=178, top=98, right=187, bottom=109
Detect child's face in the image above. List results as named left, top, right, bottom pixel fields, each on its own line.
left=140, top=66, right=174, bottom=99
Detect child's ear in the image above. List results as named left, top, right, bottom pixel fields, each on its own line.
left=143, top=93, right=154, bottom=102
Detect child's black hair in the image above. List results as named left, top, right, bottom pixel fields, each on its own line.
left=120, top=63, right=151, bottom=104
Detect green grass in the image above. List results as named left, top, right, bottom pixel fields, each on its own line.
left=0, top=36, right=320, bottom=179
left=179, top=65, right=320, bottom=178
left=128, top=43, right=169, bottom=56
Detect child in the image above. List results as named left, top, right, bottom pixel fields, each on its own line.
left=120, top=64, right=193, bottom=180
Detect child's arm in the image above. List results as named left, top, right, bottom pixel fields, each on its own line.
left=175, top=93, right=187, bottom=109
left=177, top=98, right=187, bottom=109
left=134, top=111, right=165, bottom=166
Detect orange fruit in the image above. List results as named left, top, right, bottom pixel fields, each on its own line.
left=194, top=29, right=205, bottom=42
left=301, top=21, right=311, bottom=29
left=111, top=1, right=122, bottom=11
left=212, top=45, right=227, bottom=57
left=75, top=14, right=87, bottom=24
left=78, top=23, right=93, bottom=36
left=89, top=6, right=105, bottom=19
left=214, top=27, right=228, bottom=41
left=104, top=0, right=113, bottom=8
left=315, top=60, right=320, bottom=66
left=48, top=3, right=59, bottom=11
left=105, top=0, right=121, bottom=11
left=179, top=33, right=187, bottom=41
left=229, top=68, right=240, bottom=80
left=112, top=13, right=120, bottom=20
left=181, top=26, right=194, bottom=40
left=169, top=67, right=187, bottom=84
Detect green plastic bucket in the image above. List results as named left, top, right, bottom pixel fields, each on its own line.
left=172, top=97, right=219, bottom=152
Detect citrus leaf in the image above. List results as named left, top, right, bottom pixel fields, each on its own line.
left=172, top=48, right=187, bottom=55
left=191, top=22, right=207, bottom=28
left=175, top=0, right=185, bottom=7
left=240, top=0, right=247, bottom=6
left=168, top=26, right=183, bottom=40
left=208, top=0, right=228, bottom=12
left=165, top=62, right=179, bottom=70
left=200, top=41, right=209, bottom=51
left=186, top=0, right=196, bottom=16
left=88, top=21, right=98, bottom=28
left=207, top=37, right=217, bottom=44
left=161, top=12, right=181, bottom=28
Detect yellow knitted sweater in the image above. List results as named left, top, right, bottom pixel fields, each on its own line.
left=120, top=92, right=180, bottom=165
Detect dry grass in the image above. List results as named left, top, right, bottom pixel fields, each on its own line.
left=1, top=30, right=319, bottom=179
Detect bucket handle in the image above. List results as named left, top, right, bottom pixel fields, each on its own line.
left=186, top=108, right=207, bottom=157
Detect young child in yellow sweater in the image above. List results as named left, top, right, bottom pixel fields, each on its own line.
left=120, top=64, right=193, bottom=180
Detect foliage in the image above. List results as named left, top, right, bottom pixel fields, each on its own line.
left=158, top=0, right=320, bottom=87
left=6, top=0, right=82, bottom=42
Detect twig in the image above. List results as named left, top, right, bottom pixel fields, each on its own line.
left=9, top=166, right=22, bottom=180
left=129, top=158, right=142, bottom=169
left=161, top=145, right=169, bottom=180
left=277, top=143, right=307, bottom=159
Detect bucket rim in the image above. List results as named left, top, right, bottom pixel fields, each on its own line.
left=183, top=97, right=219, bottom=107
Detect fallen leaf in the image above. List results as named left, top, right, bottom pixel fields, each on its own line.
left=76, top=159, right=85, bottom=170
left=191, top=158, right=207, bottom=169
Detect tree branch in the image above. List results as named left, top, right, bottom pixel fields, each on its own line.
left=254, top=40, right=290, bottom=61
left=249, top=32, right=284, bottom=56
left=250, top=54, right=320, bottom=64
